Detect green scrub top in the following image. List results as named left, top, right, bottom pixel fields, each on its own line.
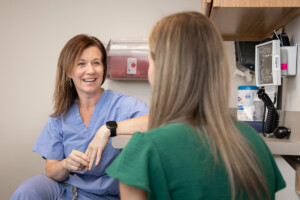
left=107, top=122, right=286, bottom=200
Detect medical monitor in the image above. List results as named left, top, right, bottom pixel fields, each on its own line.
left=255, top=40, right=281, bottom=87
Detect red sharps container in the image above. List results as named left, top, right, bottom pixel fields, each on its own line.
left=106, top=39, right=149, bottom=80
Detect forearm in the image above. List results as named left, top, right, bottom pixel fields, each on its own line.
left=120, top=181, right=147, bottom=200
left=86, top=114, right=148, bottom=169
left=97, top=114, right=149, bottom=137
left=117, top=114, right=149, bottom=135
left=45, top=159, right=70, bottom=182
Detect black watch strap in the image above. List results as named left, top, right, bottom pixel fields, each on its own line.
left=106, top=121, right=118, bottom=137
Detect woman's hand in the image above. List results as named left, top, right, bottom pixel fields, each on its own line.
left=85, top=125, right=111, bottom=170
left=63, top=150, right=90, bottom=171
left=46, top=151, right=90, bottom=182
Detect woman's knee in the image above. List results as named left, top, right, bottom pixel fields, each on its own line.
left=11, top=174, right=63, bottom=200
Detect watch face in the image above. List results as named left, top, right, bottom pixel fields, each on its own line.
left=106, top=121, right=117, bottom=128
left=257, top=43, right=273, bottom=85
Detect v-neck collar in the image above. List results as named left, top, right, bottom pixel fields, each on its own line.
left=74, top=90, right=108, bottom=135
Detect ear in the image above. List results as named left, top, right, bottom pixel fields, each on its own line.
left=67, top=71, right=72, bottom=79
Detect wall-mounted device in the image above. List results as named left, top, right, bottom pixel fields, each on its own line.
left=235, top=41, right=260, bottom=72
left=255, top=40, right=281, bottom=87
left=255, top=40, right=298, bottom=86
left=254, top=38, right=297, bottom=139
left=280, top=46, right=298, bottom=76
left=106, top=39, right=149, bottom=80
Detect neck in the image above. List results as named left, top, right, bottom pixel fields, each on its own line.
left=77, top=88, right=104, bottom=109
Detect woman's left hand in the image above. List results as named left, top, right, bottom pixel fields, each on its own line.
left=85, top=125, right=111, bottom=170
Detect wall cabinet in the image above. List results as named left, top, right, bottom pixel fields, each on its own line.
left=201, top=0, right=300, bottom=41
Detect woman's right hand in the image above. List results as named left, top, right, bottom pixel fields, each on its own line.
left=85, top=125, right=111, bottom=170
left=62, top=150, right=90, bottom=171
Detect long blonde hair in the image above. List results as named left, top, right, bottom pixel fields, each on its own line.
left=51, top=34, right=107, bottom=117
left=148, top=12, right=269, bottom=200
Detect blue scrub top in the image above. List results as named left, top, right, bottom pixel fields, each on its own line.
left=33, top=90, right=149, bottom=197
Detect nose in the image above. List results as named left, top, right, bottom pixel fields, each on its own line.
left=86, top=63, right=95, bottom=74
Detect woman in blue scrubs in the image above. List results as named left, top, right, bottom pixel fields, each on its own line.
left=11, top=34, right=149, bottom=200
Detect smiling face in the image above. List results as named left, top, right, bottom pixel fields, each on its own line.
left=68, top=46, right=104, bottom=98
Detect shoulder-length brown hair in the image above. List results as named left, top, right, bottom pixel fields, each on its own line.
left=51, top=34, right=107, bottom=117
left=148, top=12, right=269, bottom=200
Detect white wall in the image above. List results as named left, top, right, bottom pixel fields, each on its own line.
left=0, top=0, right=201, bottom=199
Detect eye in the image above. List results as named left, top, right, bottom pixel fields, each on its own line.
left=78, top=62, right=85, bottom=66
left=93, top=61, right=101, bottom=65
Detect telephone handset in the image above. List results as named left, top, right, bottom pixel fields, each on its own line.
left=257, top=88, right=290, bottom=138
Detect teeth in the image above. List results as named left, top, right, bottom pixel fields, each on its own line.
left=83, top=79, right=96, bottom=82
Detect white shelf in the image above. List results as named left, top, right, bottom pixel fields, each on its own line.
left=112, top=134, right=300, bottom=156
left=262, top=136, right=300, bottom=155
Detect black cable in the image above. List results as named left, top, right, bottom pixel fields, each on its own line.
left=261, top=102, right=266, bottom=137
left=277, top=81, right=283, bottom=110
left=257, top=88, right=279, bottom=135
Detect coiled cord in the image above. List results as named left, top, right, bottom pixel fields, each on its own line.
left=257, top=88, right=279, bottom=135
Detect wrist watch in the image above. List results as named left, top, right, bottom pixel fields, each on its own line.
left=106, top=121, right=118, bottom=137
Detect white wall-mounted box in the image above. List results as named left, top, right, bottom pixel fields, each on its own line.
left=280, top=45, right=298, bottom=77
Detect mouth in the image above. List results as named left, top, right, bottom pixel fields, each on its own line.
left=83, top=78, right=96, bottom=82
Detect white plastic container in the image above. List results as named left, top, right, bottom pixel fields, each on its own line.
left=237, top=85, right=260, bottom=121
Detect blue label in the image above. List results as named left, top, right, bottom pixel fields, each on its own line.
left=238, top=85, right=259, bottom=90
left=237, top=105, right=244, bottom=110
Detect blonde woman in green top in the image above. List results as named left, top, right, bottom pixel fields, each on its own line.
left=106, top=12, right=286, bottom=199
